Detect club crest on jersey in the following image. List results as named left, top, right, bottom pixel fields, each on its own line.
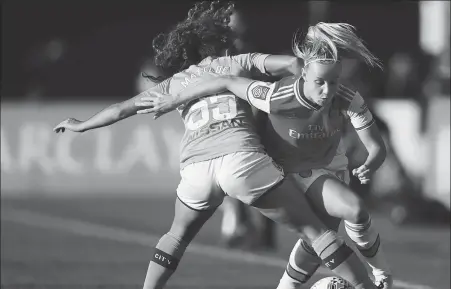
left=251, top=85, right=269, bottom=100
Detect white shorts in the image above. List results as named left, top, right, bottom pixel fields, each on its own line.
left=289, top=155, right=350, bottom=193
left=177, top=151, right=284, bottom=210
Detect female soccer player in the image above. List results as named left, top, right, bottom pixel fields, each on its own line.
left=136, top=22, right=392, bottom=289
left=53, top=3, right=378, bottom=288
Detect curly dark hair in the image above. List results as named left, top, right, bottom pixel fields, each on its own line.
left=143, top=1, right=237, bottom=82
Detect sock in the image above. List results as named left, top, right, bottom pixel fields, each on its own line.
left=345, top=217, right=392, bottom=277
left=311, top=230, right=375, bottom=289
left=143, top=233, right=188, bottom=289
left=277, top=239, right=321, bottom=289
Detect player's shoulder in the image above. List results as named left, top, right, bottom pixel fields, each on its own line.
left=335, top=83, right=358, bottom=103
left=229, top=53, right=255, bottom=63
left=263, top=75, right=299, bottom=99
left=156, top=77, right=173, bottom=94
left=277, top=75, right=301, bottom=87
left=334, top=84, right=371, bottom=120
left=158, top=77, right=172, bottom=87
left=335, top=83, right=368, bottom=112
left=210, top=55, right=232, bottom=65
left=268, top=75, right=301, bottom=96
left=269, top=75, right=320, bottom=112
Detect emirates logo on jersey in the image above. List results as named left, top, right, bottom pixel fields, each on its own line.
left=251, top=85, right=269, bottom=100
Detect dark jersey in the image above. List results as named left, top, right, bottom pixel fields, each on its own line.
left=246, top=75, right=374, bottom=172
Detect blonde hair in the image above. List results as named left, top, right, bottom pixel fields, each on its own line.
left=292, top=22, right=383, bottom=70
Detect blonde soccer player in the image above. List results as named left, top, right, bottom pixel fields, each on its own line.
left=138, top=22, right=393, bottom=289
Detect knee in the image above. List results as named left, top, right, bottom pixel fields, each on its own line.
left=344, top=199, right=370, bottom=224
left=169, top=214, right=201, bottom=242
left=168, top=222, right=190, bottom=241
left=171, top=208, right=216, bottom=243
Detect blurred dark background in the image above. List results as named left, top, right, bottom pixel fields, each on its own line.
left=2, top=1, right=439, bottom=101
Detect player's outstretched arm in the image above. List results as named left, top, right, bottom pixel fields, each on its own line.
left=135, top=75, right=257, bottom=119
left=232, top=53, right=303, bottom=78
left=53, top=88, right=161, bottom=133
left=263, top=55, right=303, bottom=77
left=179, top=75, right=253, bottom=101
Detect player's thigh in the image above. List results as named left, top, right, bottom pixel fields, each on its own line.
left=289, top=168, right=351, bottom=192
left=304, top=172, right=369, bottom=223
left=251, top=176, right=329, bottom=242
left=169, top=197, right=217, bottom=244
left=218, top=152, right=329, bottom=240
left=218, top=151, right=284, bottom=205
left=288, top=171, right=345, bottom=231
left=177, top=161, right=224, bottom=211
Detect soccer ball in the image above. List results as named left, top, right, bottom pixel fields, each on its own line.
left=310, top=276, right=354, bottom=289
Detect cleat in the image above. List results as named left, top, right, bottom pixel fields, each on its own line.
left=374, top=274, right=393, bottom=289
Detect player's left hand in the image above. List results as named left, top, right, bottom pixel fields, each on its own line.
left=53, top=118, right=85, bottom=133
left=352, top=165, right=372, bottom=184
left=135, top=92, right=178, bottom=119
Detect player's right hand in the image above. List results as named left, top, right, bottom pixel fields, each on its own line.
left=352, top=165, right=371, bottom=184
left=135, top=91, right=179, bottom=119
left=53, top=118, right=85, bottom=133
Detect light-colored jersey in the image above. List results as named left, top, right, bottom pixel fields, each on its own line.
left=159, top=53, right=271, bottom=168
left=246, top=75, right=374, bottom=172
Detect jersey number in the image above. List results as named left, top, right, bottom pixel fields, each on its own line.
left=185, top=95, right=238, bottom=130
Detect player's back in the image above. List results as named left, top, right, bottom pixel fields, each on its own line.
left=165, top=55, right=267, bottom=168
